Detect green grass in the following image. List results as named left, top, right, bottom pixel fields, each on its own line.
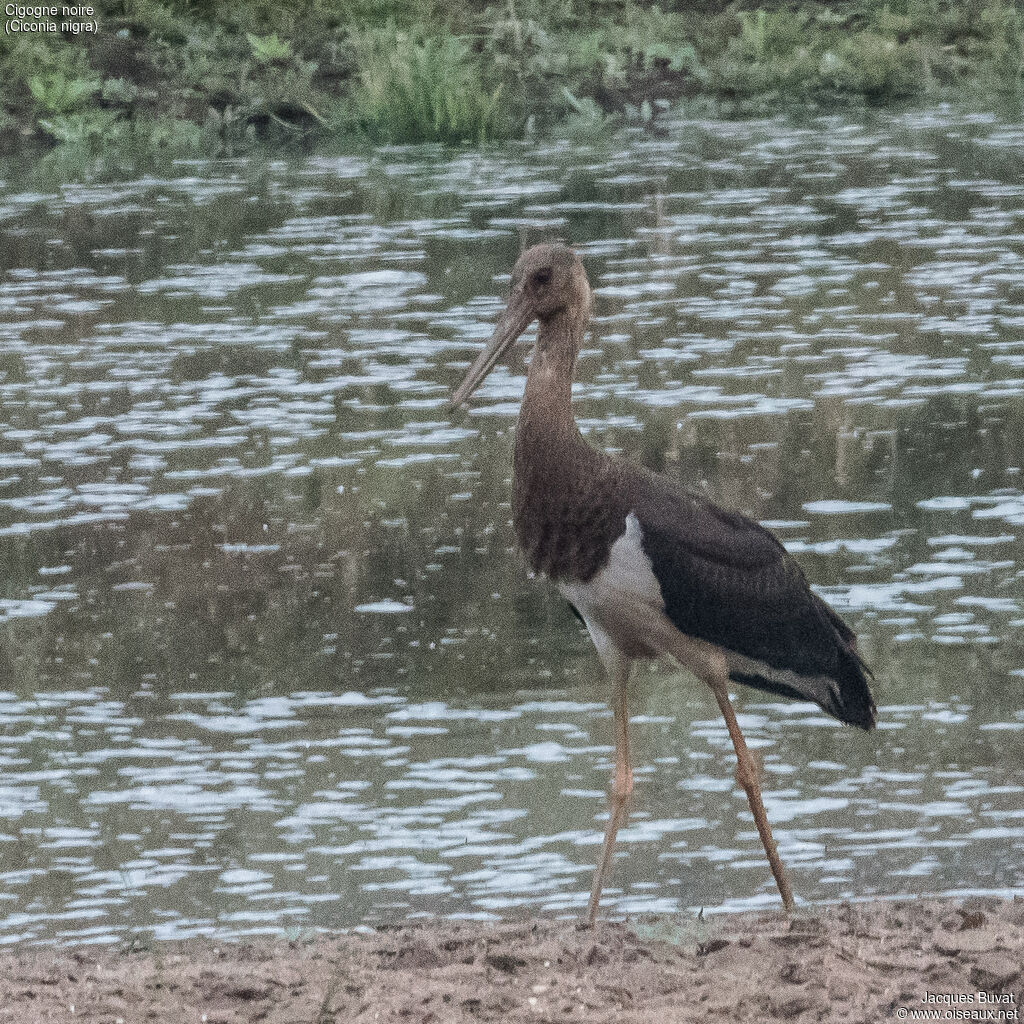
left=344, top=29, right=506, bottom=143
left=705, top=0, right=1024, bottom=104
left=1, top=0, right=1022, bottom=166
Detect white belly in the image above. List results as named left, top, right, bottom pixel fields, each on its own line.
left=558, top=511, right=667, bottom=671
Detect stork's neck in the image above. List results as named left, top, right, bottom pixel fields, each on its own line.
left=516, top=308, right=584, bottom=451
left=511, top=306, right=615, bottom=580
left=513, top=309, right=594, bottom=506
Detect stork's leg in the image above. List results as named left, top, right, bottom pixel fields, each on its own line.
left=707, top=673, right=795, bottom=912
left=587, top=657, right=632, bottom=926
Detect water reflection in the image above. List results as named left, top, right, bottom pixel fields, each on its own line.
left=1, top=107, right=1023, bottom=944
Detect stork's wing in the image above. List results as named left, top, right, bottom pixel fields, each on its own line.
left=626, top=468, right=876, bottom=730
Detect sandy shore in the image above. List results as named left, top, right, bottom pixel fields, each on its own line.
left=1, top=899, right=1021, bottom=1023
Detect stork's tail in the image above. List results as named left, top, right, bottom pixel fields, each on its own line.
left=819, top=600, right=876, bottom=730
left=828, top=642, right=876, bottom=730
left=729, top=599, right=877, bottom=731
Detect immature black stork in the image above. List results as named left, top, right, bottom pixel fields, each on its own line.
left=452, top=243, right=876, bottom=925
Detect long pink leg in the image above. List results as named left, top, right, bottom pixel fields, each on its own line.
left=707, top=673, right=795, bottom=911
left=587, top=659, right=632, bottom=926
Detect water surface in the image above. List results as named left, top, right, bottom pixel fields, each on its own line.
left=2, top=107, right=1024, bottom=944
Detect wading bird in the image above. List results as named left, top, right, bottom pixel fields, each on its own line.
left=452, top=243, right=875, bottom=925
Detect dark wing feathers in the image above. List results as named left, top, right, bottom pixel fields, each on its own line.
left=625, top=467, right=876, bottom=730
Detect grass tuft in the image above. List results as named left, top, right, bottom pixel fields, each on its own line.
left=347, top=29, right=506, bottom=143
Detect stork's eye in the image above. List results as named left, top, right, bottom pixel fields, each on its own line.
left=532, top=267, right=552, bottom=287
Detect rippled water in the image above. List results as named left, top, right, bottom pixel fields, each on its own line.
left=2, top=108, right=1024, bottom=945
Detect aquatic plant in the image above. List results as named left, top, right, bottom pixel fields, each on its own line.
left=826, top=33, right=930, bottom=101
left=709, top=10, right=821, bottom=101
left=100, top=77, right=142, bottom=106
left=140, top=115, right=209, bottom=154
left=37, top=110, right=120, bottom=144
left=562, top=5, right=705, bottom=97
left=347, top=29, right=506, bottom=143
left=246, top=32, right=294, bottom=64
left=736, top=8, right=812, bottom=62
left=29, top=71, right=100, bottom=115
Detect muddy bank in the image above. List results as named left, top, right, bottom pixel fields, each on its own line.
left=1, top=898, right=1022, bottom=1023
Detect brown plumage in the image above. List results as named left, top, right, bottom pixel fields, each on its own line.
left=452, top=242, right=877, bottom=923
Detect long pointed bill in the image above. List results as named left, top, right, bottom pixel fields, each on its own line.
left=451, top=291, right=534, bottom=408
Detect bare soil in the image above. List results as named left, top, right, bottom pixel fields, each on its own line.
left=1, top=898, right=1022, bottom=1023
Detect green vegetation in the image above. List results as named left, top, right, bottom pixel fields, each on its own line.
left=342, top=30, right=505, bottom=143
left=1, top=0, right=1022, bottom=163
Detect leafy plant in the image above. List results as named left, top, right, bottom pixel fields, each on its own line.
left=28, top=71, right=99, bottom=114
left=142, top=115, right=207, bottom=152
left=247, top=32, right=293, bottom=63
left=561, top=85, right=605, bottom=122
left=643, top=41, right=701, bottom=73
left=101, top=77, right=141, bottom=105
left=123, top=0, right=186, bottom=42
left=829, top=33, right=931, bottom=100
left=37, top=110, right=119, bottom=143
left=734, top=9, right=811, bottom=61
left=348, top=29, right=506, bottom=143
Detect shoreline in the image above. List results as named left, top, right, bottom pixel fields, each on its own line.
left=2, top=1, right=1022, bottom=172
left=1, top=897, right=1021, bottom=1022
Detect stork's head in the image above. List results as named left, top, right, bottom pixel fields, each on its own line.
left=451, top=243, right=590, bottom=407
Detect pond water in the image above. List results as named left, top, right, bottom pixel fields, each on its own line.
left=1, top=107, right=1023, bottom=946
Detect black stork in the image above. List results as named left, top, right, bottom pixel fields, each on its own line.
left=452, top=243, right=876, bottom=925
